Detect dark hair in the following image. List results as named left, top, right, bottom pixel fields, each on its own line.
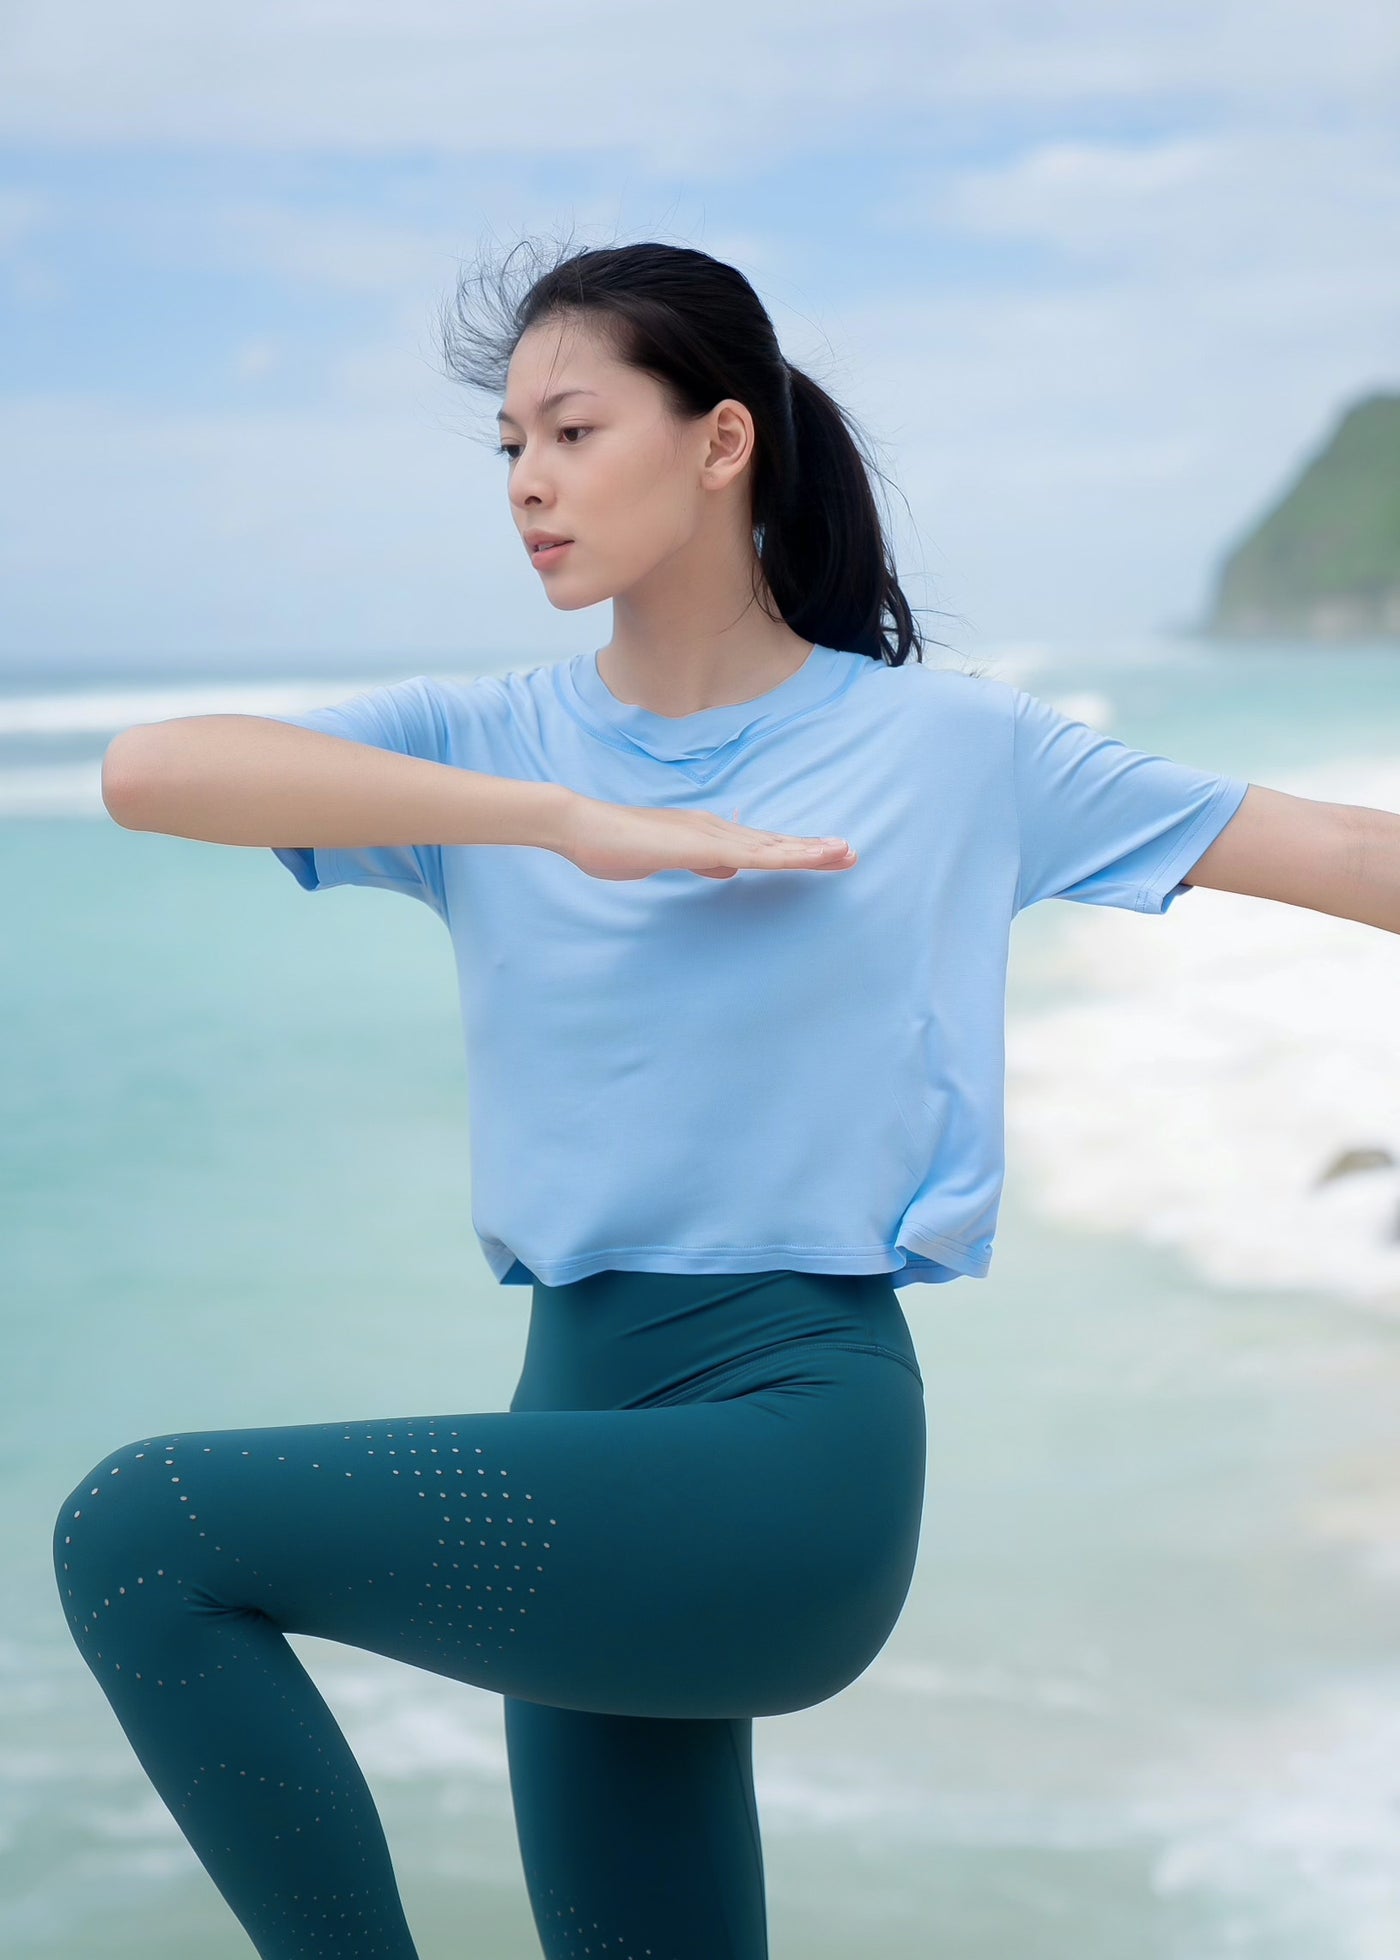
left=433, top=227, right=970, bottom=670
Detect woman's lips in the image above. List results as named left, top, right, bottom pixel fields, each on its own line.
left=530, top=540, right=574, bottom=568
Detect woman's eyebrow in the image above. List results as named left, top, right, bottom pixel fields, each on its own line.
left=496, top=388, right=600, bottom=427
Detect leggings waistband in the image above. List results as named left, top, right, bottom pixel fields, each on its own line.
left=515, top=1268, right=921, bottom=1412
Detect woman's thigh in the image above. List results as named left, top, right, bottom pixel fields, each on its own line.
left=55, top=1344, right=925, bottom=1723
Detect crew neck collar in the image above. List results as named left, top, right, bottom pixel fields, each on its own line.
left=559, top=641, right=855, bottom=763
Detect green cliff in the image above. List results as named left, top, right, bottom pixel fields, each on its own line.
left=1205, top=391, right=1400, bottom=641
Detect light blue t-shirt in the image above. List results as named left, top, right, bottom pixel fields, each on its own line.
left=267, top=643, right=1249, bottom=1289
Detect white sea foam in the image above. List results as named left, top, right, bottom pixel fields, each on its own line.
left=1006, top=750, right=1400, bottom=1309
left=0, top=676, right=410, bottom=736
left=762, top=1657, right=1400, bottom=1959
left=1131, top=1670, right=1400, bottom=1955
left=753, top=1755, right=931, bottom=1830
left=287, top=1645, right=509, bottom=1781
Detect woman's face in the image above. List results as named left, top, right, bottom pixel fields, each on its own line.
left=497, top=318, right=750, bottom=611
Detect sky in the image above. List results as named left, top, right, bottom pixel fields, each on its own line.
left=2, top=0, right=1398, bottom=670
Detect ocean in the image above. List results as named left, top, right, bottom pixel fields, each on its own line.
left=3, top=636, right=1399, bottom=1958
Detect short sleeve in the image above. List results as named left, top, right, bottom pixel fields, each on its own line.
left=263, top=674, right=449, bottom=922
left=1010, top=687, right=1250, bottom=915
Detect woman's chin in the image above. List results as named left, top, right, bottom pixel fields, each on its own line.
left=545, top=582, right=609, bottom=612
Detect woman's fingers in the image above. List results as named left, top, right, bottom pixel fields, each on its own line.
left=557, top=797, right=858, bottom=882
left=745, top=832, right=857, bottom=868
left=685, top=836, right=858, bottom=878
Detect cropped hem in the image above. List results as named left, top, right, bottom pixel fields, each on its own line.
left=482, top=1229, right=993, bottom=1290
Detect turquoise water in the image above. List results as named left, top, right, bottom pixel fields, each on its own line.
left=3, top=638, right=1400, bottom=1957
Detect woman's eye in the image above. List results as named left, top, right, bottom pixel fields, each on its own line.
left=495, top=427, right=590, bottom=460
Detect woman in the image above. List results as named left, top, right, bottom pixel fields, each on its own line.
left=52, top=237, right=1395, bottom=1959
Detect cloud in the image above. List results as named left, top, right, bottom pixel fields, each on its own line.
left=919, top=126, right=1400, bottom=283
left=841, top=115, right=1400, bottom=633
left=2, top=2, right=1396, bottom=163
left=1, top=2, right=1397, bottom=649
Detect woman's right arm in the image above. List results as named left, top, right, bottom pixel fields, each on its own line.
left=102, top=714, right=571, bottom=852
left=100, top=713, right=858, bottom=884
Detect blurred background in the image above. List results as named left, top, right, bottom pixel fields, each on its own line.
left=3, top=4, right=1399, bottom=1956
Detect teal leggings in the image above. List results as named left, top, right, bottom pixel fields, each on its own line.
left=53, top=1269, right=927, bottom=1958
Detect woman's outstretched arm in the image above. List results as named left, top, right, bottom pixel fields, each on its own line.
left=100, top=713, right=857, bottom=882
left=101, top=713, right=573, bottom=853
left=1182, top=783, right=1400, bottom=933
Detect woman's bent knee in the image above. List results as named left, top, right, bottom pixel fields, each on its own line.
left=53, top=1435, right=181, bottom=1620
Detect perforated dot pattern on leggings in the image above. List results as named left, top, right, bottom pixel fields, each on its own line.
left=52, top=1422, right=570, bottom=1955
